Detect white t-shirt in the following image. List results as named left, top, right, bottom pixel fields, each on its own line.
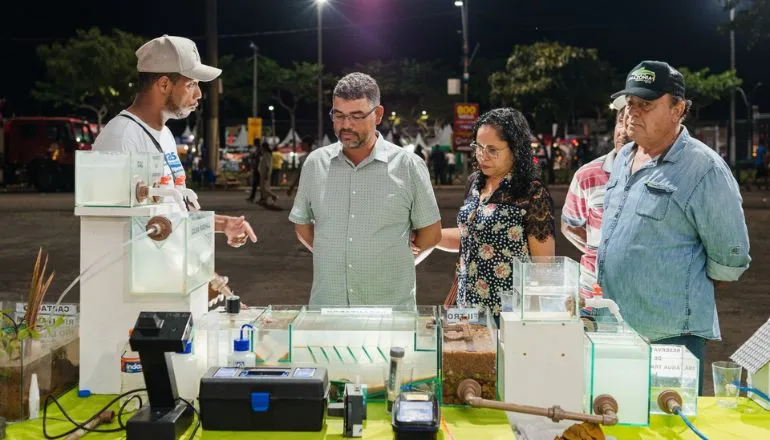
left=93, top=110, right=186, bottom=180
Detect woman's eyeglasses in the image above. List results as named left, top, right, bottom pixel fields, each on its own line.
left=471, top=142, right=505, bottom=159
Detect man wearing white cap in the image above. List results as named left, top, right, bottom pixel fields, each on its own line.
left=94, top=35, right=256, bottom=247
left=561, top=97, right=628, bottom=304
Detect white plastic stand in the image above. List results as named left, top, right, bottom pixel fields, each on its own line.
left=498, top=311, right=585, bottom=432
left=76, top=205, right=207, bottom=394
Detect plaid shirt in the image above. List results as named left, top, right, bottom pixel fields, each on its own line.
left=289, top=133, right=441, bottom=309
left=561, top=151, right=616, bottom=298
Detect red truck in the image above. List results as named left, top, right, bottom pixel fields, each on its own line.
left=2, top=117, right=94, bottom=191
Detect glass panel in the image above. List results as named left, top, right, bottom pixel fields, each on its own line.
left=649, top=344, right=699, bottom=416
left=185, top=213, right=215, bottom=292
left=512, top=256, right=580, bottom=321
left=586, top=325, right=651, bottom=426
left=75, top=151, right=133, bottom=207
left=267, top=306, right=440, bottom=402
left=76, top=151, right=166, bottom=207
left=414, top=306, right=438, bottom=352
left=0, top=303, right=79, bottom=421
left=129, top=212, right=215, bottom=296
left=195, top=307, right=265, bottom=371
left=146, top=153, right=165, bottom=194
left=583, top=333, right=594, bottom=414
left=253, top=306, right=303, bottom=364
left=441, top=307, right=497, bottom=406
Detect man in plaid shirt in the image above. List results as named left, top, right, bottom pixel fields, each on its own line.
left=562, top=101, right=629, bottom=300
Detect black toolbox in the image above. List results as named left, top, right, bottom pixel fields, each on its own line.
left=199, top=366, right=329, bottom=431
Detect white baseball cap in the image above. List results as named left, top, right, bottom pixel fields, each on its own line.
left=610, top=95, right=627, bottom=111
left=136, top=35, right=221, bottom=82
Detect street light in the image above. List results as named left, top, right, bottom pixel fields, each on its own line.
left=317, top=0, right=327, bottom=151
left=268, top=105, right=276, bottom=140
left=249, top=42, right=259, bottom=117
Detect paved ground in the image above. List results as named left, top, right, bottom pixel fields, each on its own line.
left=1, top=184, right=769, bottom=396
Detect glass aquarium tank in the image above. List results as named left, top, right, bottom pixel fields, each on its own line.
left=585, top=322, right=651, bottom=426
left=251, top=305, right=439, bottom=401
left=441, top=307, right=498, bottom=405
left=195, top=306, right=265, bottom=372
left=75, top=151, right=164, bottom=207
left=129, top=212, right=215, bottom=296
left=0, top=302, right=79, bottom=421
left=510, top=256, right=580, bottom=321
left=649, top=344, right=699, bottom=417
left=252, top=305, right=303, bottom=364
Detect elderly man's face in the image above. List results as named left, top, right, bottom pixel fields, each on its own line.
left=613, top=108, right=630, bottom=151
left=625, top=95, right=684, bottom=146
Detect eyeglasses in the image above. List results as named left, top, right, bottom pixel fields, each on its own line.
left=329, top=107, right=377, bottom=123
left=471, top=141, right=505, bottom=159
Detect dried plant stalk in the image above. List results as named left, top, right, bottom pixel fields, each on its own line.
left=24, top=248, right=55, bottom=330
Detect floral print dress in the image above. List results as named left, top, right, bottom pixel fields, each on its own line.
left=456, top=172, right=555, bottom=315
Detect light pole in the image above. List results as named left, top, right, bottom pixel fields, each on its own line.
left=455, top=0, right=470, bottom=102
left=268, top=105, right=276, bottom=140
left=205, top=0, right=219, bottom=174
left=317, top=0, right=326, bottom=150
left=729, top=6, right=736, bottom=168
left=250, top=42, right=259, bottom=118
left=736, top=83, right=764, bottom=159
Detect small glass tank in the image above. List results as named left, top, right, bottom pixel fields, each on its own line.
left=440, top=307, right=498, bottom=405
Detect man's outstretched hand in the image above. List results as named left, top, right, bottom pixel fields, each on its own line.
left=223, top=215, right=257, bottom=248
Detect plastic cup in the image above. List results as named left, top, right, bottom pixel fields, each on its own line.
left=499, top=291, right=520, bottom=312
left=712, top=361, right=742, bottom=408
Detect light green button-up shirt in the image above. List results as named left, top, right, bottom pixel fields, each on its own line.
left=289, top=134, right=441, bottom=309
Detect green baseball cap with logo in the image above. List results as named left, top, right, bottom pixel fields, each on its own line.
left=611, top=60, right=685, bottom=101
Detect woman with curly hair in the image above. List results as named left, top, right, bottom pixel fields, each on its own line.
left=435, top=107, right=556, bottom=315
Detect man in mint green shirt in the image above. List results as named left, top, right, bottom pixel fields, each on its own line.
left=289, top=73, right=442, bottom=309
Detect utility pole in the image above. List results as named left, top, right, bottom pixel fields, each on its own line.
left=250, top=42, right=259, bottom=118
left=729, top=6, right=736, bottom=168
left=460, top=0, right=470, bottom=102
left=205, top=0, right=220, bottom=175
left=317, top=0, right=325, bottom=150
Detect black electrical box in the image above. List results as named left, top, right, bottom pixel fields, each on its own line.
left=199, top=366, right=329, bottom=431
left=392, top=391, right=440, bottom=440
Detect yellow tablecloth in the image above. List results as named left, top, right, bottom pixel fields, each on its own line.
left=5, top=390, right=515, bottom=439
left=6, top=393, right=770, bottom=439
left=604, top=397, right=770, bottom=439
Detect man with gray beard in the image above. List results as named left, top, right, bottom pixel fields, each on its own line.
left=289, top=72, right=441, bottom=308
left=93, top=35, right=256, bottom=247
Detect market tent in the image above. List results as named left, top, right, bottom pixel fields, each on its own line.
left=437, top=124, right=453, bottom=150
left=278, top=128, right=302, bottom=148
left=413, top=132, right=428, bottom=150
left=226, top=125, right=249, bottom=149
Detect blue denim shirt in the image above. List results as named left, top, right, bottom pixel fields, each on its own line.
left=596, top=128, right=750, bottom=341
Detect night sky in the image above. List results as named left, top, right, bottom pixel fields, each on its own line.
left=1, top=0, right=768, bottom=120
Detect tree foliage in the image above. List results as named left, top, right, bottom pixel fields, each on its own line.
left=678, top=67, right=743, bottom=122
left=32, top=27, right=145, bottom=126
left=722, top=0, right=770, bottom=49
left=344, top=59, right=457, bottom=132
left=489, top=42, right=615, bottom=133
